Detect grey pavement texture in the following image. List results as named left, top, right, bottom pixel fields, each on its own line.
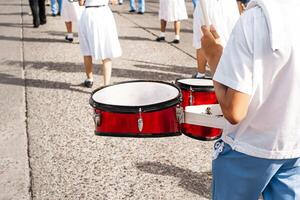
left=0, top=0, right=215, bottom=199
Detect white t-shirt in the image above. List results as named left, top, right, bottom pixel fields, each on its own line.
left=214, top=4, right=300, bottom=159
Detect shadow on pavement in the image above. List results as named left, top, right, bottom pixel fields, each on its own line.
left=139, top=26, right=193, bottom=34
left=0, top=35, right=65, bottom=43
left=0, top=73, right=90, bottom=94
left=43, top=30, right=78, bottom=37
left=136, top=161, right=211, bottom=199
left=0, top=22, right=32, bottom=28
left=119, top=36, right=153, bottom=41
left=6, top=60, right=187, bottom=81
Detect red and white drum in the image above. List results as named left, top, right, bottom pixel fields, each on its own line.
left=176, top=78, right=222, bottom=140
left=90, top=81, right=181, bottom=137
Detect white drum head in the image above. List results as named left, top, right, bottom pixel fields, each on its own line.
left=92, top=81, right=179, bottom=107
left=177, top=78, right=213, bottom=86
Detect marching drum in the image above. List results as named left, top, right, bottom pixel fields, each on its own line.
left=90, top=81, right=181, bottom=137
left=176, top=78, right=222, bottom=140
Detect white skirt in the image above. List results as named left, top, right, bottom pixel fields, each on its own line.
left=78, top=6, right=122, bottom=60
left=61, top=0, right=83, bottom=22
left=193, top=0, right=240, bottom=49
left=159, top=0, right=188, bottom=22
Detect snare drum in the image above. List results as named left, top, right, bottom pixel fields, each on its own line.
left=90, top=81, right=181, bottom=137
left=176, top=78, right=222, bottom=140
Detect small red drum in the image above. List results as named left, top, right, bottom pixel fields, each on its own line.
left=176, top=78, right=222, bottom=140
left=90, top=81, right=181, bottom=137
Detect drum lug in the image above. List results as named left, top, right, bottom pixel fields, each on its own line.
left=138, top=108, right=143, bottom=132
left=189, top=86, right=194, bottom=106
left=176, top=106, right=184, bottom=124
left=93, top=112, right=101, bottom=127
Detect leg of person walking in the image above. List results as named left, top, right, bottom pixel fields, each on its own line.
left=129, top=0, right=136, bottom=12
left=65, top=22, right=73, bottom=42
left=29, top=0, right=40, bottom=27
left=173, top=21, right=180, bottom=43
left=102, top=59, right=112, bottom=86
left=137, top=0, right=145, bottom=14
left=50, top=0, right=57, bottom=15
left=57, top=0, right=62, bottom=15
left=156, top=19, right=167, bottom=41
left=83, top=56, right=93, bottom=88
left=194, top=48, right=207, bottom=78
left=38, top=0, right=46, bottom=25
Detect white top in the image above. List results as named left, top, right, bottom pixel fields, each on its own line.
left=84, top=0, right=108, bottom=6
left=193, top=0, right=239, bottom=49
left=214, top=1, right=300, bottom=159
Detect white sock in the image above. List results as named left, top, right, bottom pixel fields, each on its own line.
left=87, top=78, right=93, bottom=82
left=159, top=32, right=165, bottom=38
left=196, top=72, right=205, bottom=78
left=67, top=33, right=73, bottom=38
left=175, top=35, right=180, bottom=40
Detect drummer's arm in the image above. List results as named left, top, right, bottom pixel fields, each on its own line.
left=79, top=0, right=85, bottom=6
left=201, top=26, right=250, bottom=125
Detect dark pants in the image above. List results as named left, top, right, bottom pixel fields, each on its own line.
left=29, top=0, right=46, bottom=27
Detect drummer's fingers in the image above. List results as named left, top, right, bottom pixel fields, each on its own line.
left=210, top=25, right=220, bottom=40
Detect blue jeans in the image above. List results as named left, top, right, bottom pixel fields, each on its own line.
left=129, top=0, right=145, bottom=13
left=212, top=141, right=300, bottom=200
left=50, top=0, right=62, bottom=14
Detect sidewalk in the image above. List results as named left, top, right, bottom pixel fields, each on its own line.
left=0, top=1, right=213, bottom=199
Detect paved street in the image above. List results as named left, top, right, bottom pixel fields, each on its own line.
left=0, top=0, right=215, bottom=199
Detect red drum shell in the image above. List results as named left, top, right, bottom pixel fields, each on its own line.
left=94, top=106, right=180, bottom=137
left=90, top=81, right=181, bottom=137
left=176, top=78, right=222, bottom=141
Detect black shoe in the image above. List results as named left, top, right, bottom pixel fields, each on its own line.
left=137, top=11, right=144, bottom=14
left=156, top=36, right=165, bottom=42
left=51, top=13, right=56, bottom=17
left=57, top=12, right=61, bottom=16
left=40, top=21, right=46, bottom=25
left=172, top=39, right=180, bottom=44
left=84, top=79, right=93, bottom=88
left=65, top=35, right=74, bottom=42
left=129, top=9, right=136, bottom=13
left=118, top=2, right=123, bottom=5
left=33, top=24, right=39, bottom=28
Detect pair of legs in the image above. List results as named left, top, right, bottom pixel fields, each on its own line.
left=213, top=142, right=300, bottom=200
left=195, top=48, right=207, bottom=77
left=129, top=0, right=145, bottom=13
left=157, top=20, right=181, bottom=43
left=28, top=0, right=46, bottom=27
left=84, top=56, right=112, bottom=86
left=50, top=0, right=62, bottom=15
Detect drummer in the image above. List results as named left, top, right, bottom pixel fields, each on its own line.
left=61, top=0, right=83, bottom=42
left=156, top=0, right=188, bottom=44
left=201, top=0, right=300, bottom=199
left=78, top=0, right=122, bottom=88
left=192, top=0, right=239, bottom=78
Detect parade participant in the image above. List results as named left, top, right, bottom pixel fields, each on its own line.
left=201, top=0, right=300, bottom=199
left=50, top=0, right=62, bottom=16
left=156, top=0, right=188, bottom=44
left=61, top=0, right=83, bottom=42
left=28, top=0, right=46, bottom=28
left=129, top=0, right=145, bottom=14
left=78, top=0, right=122, bottom=88
left=192, top=0, right=239, bottom=78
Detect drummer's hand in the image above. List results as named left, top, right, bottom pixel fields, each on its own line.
left=201, top=25, right=223, bottom=76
